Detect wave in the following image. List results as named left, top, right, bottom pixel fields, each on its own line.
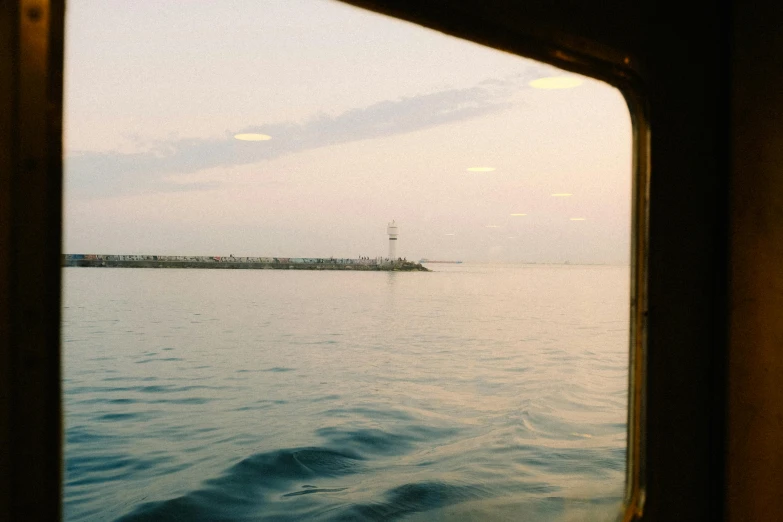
left=115, top=447, right=365, bottom=521
left=115, top=448, right=498, bottom=521
left=115, top=425, right=484, bottom=521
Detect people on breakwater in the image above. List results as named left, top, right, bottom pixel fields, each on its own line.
left=71, top=254, right=382, bottom=265
left=62, top=254, right=428, bottom=271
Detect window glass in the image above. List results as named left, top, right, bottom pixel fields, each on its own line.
left=63, top=1, right=632, bottom=520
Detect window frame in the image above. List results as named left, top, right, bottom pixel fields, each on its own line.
left=0, top=0, right=734, bottom=521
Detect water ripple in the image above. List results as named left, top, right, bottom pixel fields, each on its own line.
left=62, top=265, right=630, bottom=521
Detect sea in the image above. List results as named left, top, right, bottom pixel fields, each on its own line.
left=62, top=263, right=629, bottom=521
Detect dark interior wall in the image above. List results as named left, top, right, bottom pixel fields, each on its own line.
left=0, top=1, right=15, bottom=516
left=727, top=2, right=783, bottom=521
left=0, top=1, right=64, bottom=520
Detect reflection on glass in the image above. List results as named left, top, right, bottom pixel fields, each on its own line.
left=234, top=133, right=273, bottom=141
left=62, top=1, right=632, bottom=521
left=529, top=76, right=584, bottom=89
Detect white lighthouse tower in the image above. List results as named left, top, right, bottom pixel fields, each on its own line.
left=387, top=220, right=398, bottom=260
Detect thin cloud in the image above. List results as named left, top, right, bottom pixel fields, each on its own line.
left=65, top=76, right=538, bottom=199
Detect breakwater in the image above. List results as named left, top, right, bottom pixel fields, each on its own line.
left=62, top=254, right=429, bottom=272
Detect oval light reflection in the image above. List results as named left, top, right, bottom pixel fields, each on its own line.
left=234, top=133, right=272, bottom=141
left=529, top=76, right=583, bottom=89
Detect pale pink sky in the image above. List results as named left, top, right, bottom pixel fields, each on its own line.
left=64, top=0, right=631, bottom=263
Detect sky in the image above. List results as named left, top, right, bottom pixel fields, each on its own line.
left=63, top=0, right=632, bottom=263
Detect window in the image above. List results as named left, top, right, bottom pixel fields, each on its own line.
left=60, top=2, right=640, bottom=521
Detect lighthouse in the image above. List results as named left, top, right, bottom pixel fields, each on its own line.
left=387, top=220, right=398, bottom=260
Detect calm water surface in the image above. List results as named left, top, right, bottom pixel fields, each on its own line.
left=62, top=264, right=629, bottom=521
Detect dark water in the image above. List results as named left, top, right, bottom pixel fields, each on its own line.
left=62, top=264, right=629, bottom=521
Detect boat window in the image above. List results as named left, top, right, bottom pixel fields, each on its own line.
left=63, top=1, right=633, bottom=520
